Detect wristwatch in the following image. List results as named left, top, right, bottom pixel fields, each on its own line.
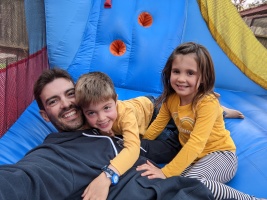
left=101, top=165, right=119, bottom=185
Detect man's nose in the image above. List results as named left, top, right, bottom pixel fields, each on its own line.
left=60, top=97, right=72, bottom=108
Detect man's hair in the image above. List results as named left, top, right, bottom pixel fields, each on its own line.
left=75, top=71, right=117, bottom=108
left=34, top=68, right=74, bottom=110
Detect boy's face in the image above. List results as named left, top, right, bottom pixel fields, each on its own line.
left=82, top=98, right=117, bottom=135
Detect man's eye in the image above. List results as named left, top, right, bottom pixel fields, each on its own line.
left=67, top=91, right=75, bottom=97
left=47, top=99, right=57, bottom=106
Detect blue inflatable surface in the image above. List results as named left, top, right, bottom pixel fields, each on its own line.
left=1, top=0, right=267, bottom=198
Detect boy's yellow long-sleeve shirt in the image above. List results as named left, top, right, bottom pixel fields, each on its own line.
left=143, top=93, right=236, bottom=178
left=110, top=96, right=154, bottom=175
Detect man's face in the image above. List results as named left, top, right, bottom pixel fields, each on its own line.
left=39, top=78, right=85, bottom=132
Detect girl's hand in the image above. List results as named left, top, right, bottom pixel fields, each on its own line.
left=136, top=160, right=166, bottom=179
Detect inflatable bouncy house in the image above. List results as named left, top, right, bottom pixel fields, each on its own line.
left=0, top=0, right=267, bottom=198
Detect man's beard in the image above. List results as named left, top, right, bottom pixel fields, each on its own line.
left=55, top=116, right=85, bottom=132
left=50, top=107, right=85, bottom=132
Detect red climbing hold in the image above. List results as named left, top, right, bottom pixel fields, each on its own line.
left=104, top=0, right=111, bottom=8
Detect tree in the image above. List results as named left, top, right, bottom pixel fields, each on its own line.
left=232, top=0, right=247, bottom=11
left=232, top=0, right=267, bottom=10
left=248, top=0, right=267, bottom=8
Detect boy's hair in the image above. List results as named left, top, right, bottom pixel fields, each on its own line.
left=157, top=42, right=215, bottom=110
left=75, top=71, right=117, bottom=108
left=34, top=68, right=74, bottom=110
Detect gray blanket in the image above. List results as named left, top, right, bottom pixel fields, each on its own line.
left=0, top=129, right=214, bottom=200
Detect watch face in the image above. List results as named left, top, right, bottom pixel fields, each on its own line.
left=112, top=174, right=119, bottom=184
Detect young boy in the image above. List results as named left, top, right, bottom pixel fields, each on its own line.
left=75, top=71, right=163, bottom=199
left=75, top=71, right=156, bottom=173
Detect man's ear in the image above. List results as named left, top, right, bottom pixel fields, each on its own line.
left=40, top=110, right=50, bottom=122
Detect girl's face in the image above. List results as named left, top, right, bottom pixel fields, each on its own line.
left=170, top=53, right=201, bottom=105
left=82, top=98, right=117, bottom=135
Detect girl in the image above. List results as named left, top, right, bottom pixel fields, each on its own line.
left=137, top=42, right=264, bottom=200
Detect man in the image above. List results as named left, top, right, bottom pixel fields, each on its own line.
left=0, top=68, right=214, bottom=200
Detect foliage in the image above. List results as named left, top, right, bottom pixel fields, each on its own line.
left=232, top=0, right=267, bottom=11
left=232, top=0, right=247, bottom=11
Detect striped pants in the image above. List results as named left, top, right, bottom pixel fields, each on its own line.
left=180, top=151, right=257, bottom=200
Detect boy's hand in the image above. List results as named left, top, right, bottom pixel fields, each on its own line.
left=100, top=129, right=115, bottom=137
left=81, top=172, right=111, bottom=200
left=136, top=160, right=166, bottom=179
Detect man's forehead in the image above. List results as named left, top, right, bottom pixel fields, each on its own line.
left=40, top=78, right=74, bottom=101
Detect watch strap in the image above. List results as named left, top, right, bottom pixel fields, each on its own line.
left=101, top=165, right=119, bottom=185
left=102, top=165, right=115, bottom=176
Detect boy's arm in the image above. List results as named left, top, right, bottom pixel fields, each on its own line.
left=110, top=109, right=141, bottom=175
left=81, top=171, right=112, bottom=200
left=81, top=164, right=120, bottom=200
left=81, top=111, right=141, bottom=199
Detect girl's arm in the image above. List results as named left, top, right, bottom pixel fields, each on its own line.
left=143, top=102, right=171, bottom=140
left=162, top=99, right=220, bottom=177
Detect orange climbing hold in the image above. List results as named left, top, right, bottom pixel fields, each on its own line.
left=138, top=12, right=153, bottom=27
left=110, top=40, right=126, bottom=56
